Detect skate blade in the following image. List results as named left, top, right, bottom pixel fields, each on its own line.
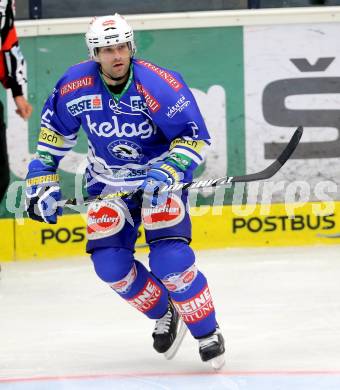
left=209, top=354, right=225, bottom=371
left=164, top=319, right=188, bottom=360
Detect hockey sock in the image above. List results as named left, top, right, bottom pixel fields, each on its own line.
left=91, top=247, right=168, bottom=319
left=149, top=240, right=217, bottom=337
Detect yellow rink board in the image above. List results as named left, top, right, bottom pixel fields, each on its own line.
left=4, top=201, right=340, bottom=261
left=191, top=201, right=340, bottom=249
left=15, top=215, right=88, bottom=260
left=14, top=214, right=147, bottom=261
left=0, top=219, right=14, bottom=260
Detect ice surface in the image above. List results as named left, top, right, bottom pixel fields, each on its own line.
left=1, top=246, right=340, bottom=389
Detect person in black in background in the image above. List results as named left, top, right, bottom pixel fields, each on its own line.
left=0, top=0, right=32, bottom=274
left=0, top=0, right=32, bottom=203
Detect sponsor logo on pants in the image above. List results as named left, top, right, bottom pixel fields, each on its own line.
left=87, top=200, right=125, bottom=240
left=142, top=193, right=185, bottom=230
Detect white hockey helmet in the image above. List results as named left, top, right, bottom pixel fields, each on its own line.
left=85, top=13, right=136, bottom=59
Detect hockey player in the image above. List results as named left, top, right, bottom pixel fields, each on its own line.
left=25, top=14, right=225, bottom=369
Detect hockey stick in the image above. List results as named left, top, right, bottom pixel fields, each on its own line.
left=60, top=126, right=303, bottom=208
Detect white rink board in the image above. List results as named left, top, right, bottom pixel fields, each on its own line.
left=1, top=246, right=340, bottom=389
left=244, top=23, right=340, bottom=202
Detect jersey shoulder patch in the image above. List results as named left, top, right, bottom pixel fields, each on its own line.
left=57, top=61, right=99, bottom=98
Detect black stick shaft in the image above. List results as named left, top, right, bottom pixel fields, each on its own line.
left=60, top=127, right=303, bottom=208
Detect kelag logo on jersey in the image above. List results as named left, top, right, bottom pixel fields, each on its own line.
left=66, top=95, right=103, bottom=116
left=108, top=140, right=143, bottom=162
left=86, top=114, right=156, bottom=138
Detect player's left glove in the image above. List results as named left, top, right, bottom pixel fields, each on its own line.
left=25, top=159, right=62, bottom=224
left=137, top=160, right=183, bottom=207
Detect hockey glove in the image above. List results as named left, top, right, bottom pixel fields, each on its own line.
left=25, top=159, right=62, bottom=224
left=138, top=160, right=183, bottom=207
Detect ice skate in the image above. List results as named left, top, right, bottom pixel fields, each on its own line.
left=198, top=326, right=225, bottom=370
left=152, top=299, right=187, bottom=360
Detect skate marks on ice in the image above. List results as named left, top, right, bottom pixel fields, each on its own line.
left=1, top=246, right=340, bottom=388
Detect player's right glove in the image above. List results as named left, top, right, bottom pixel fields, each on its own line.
left=25, top=159, right=62, bottom=224
left=136, top=160, right=183, bottom=207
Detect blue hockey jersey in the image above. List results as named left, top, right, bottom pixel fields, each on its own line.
left=36, top=58, right=211, bottom=194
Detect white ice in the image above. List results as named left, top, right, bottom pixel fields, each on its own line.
left=1, top=245, right=340, bottom=389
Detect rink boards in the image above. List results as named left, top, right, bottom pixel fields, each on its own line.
left=1, top=201, right=340, bottom=261
left=1, top=13, right=340, bottom=263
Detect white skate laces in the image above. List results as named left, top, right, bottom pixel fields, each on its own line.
left=152, top=301, right=188, bottom=360
left=153, top=310, right=172, bottom=335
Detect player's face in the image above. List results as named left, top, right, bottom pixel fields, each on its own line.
left=97, top=43, right=131, bottom=80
